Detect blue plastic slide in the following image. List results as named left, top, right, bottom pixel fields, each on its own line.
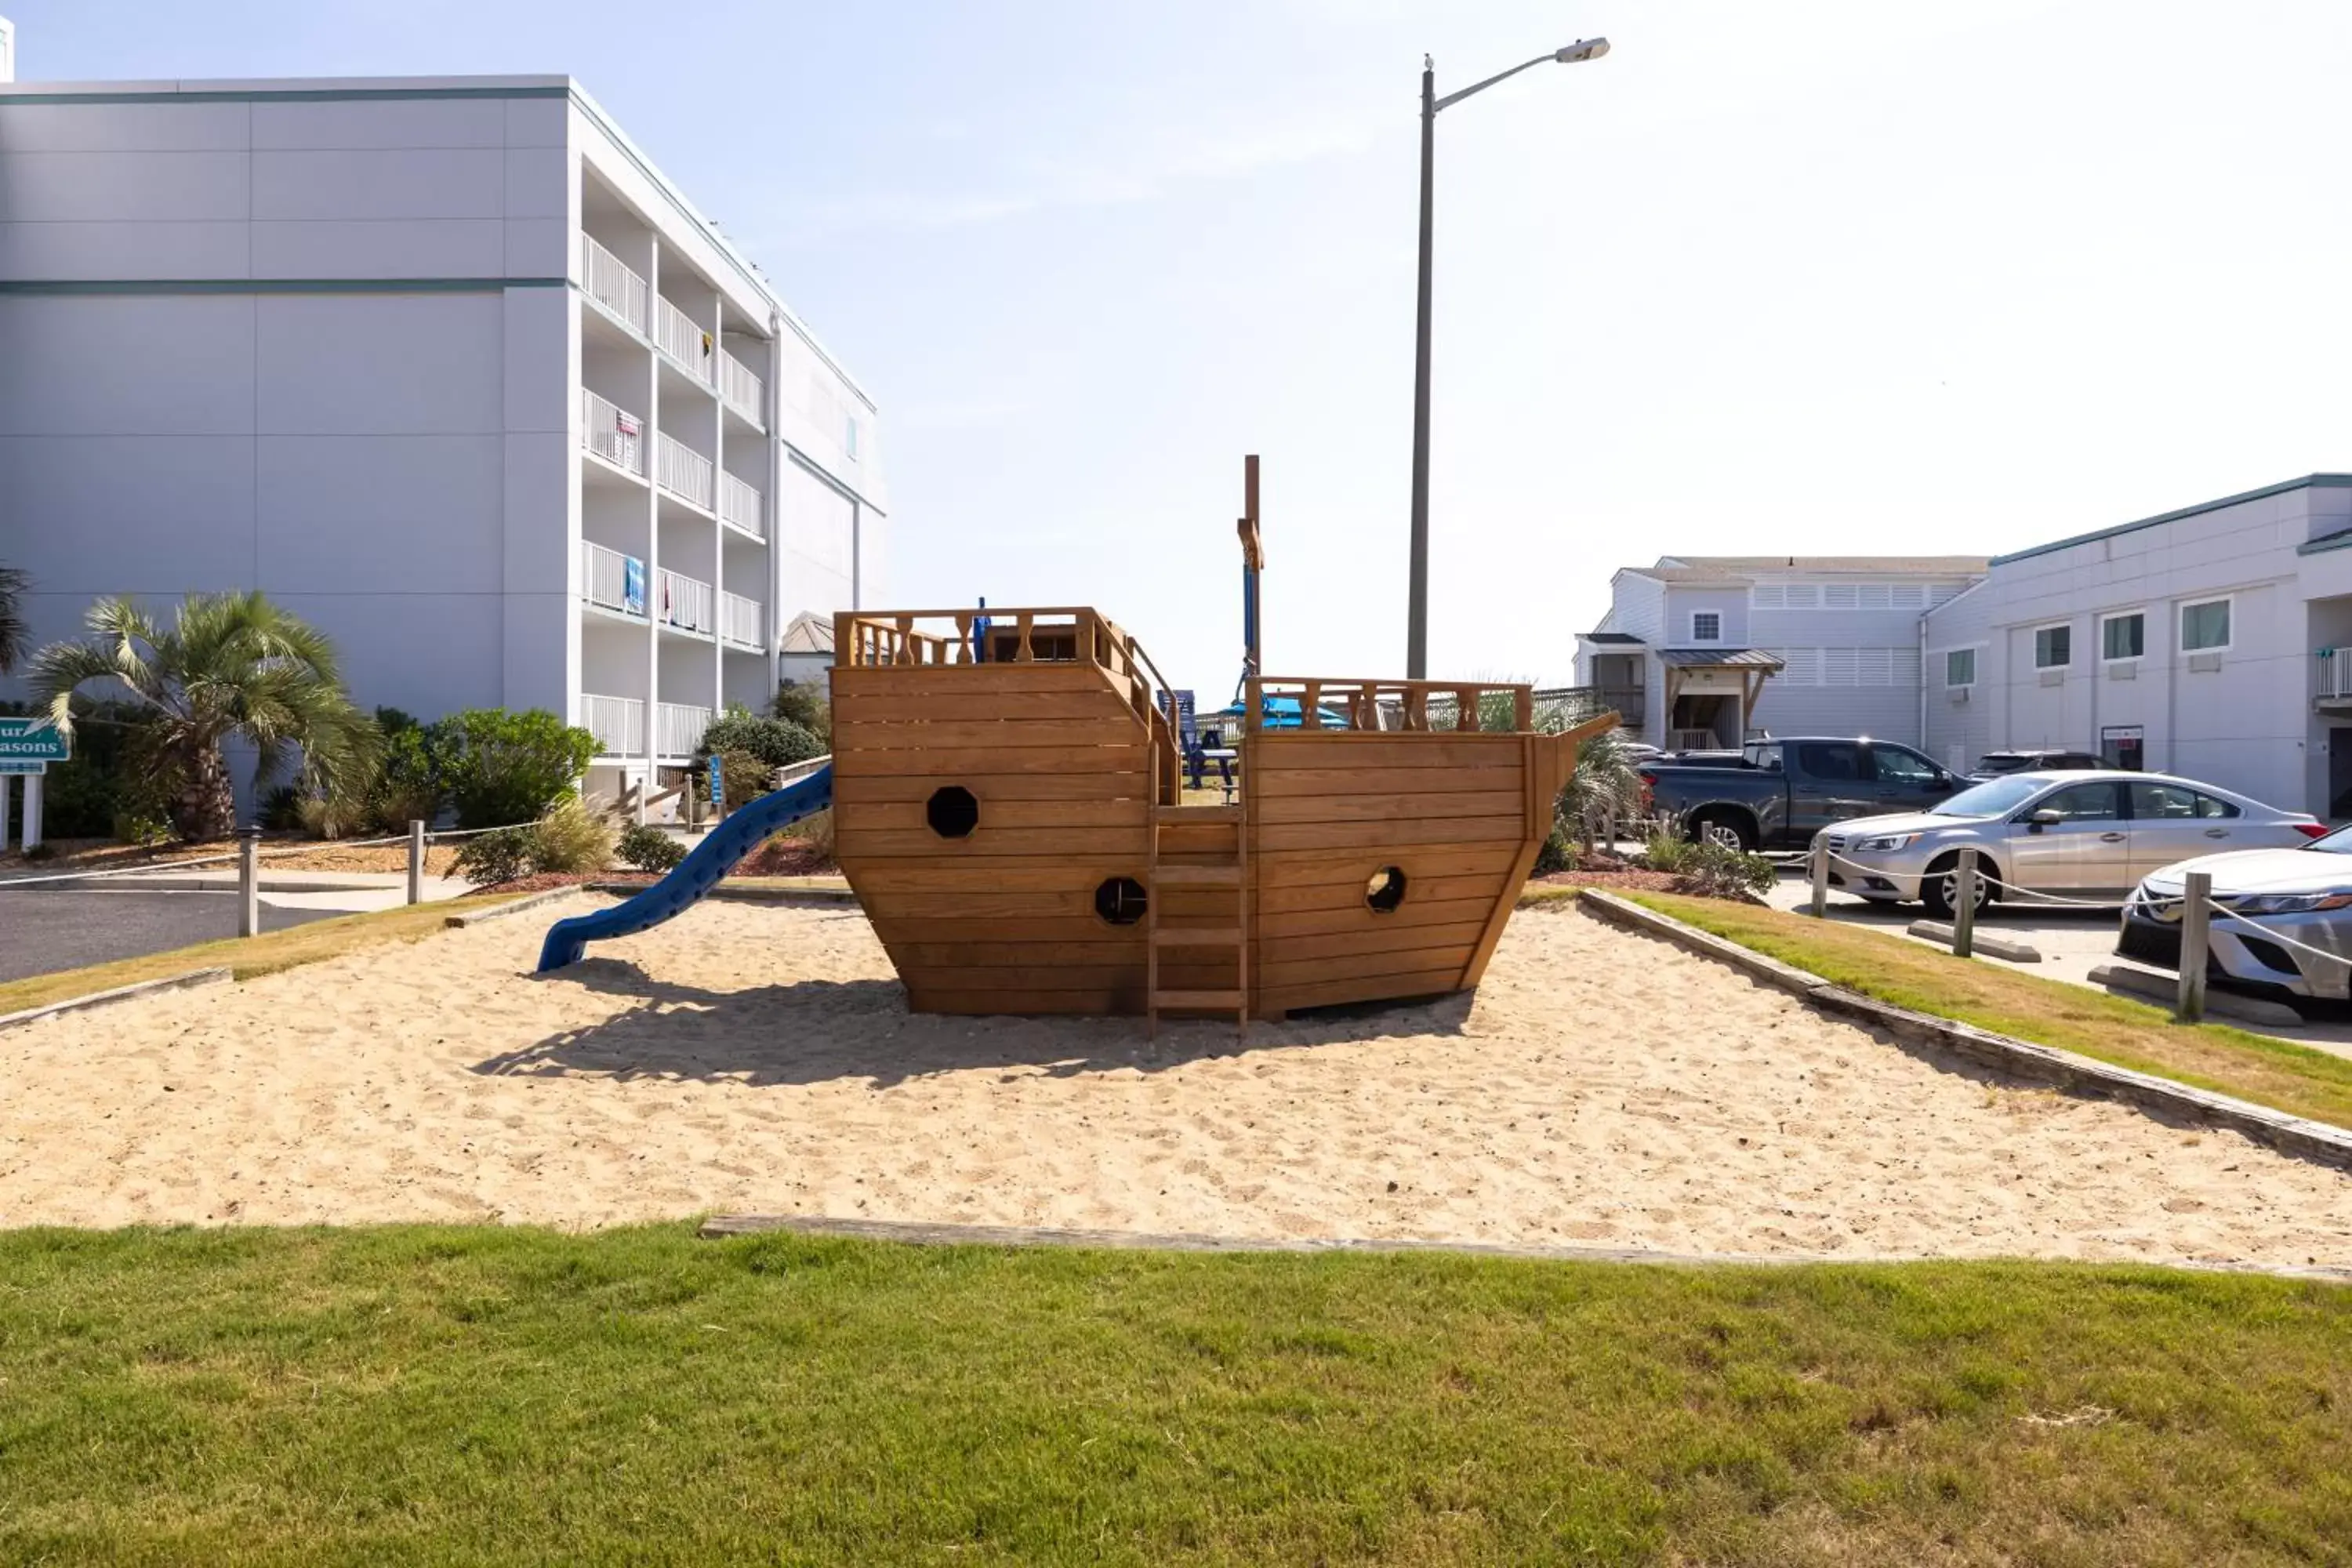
left=535, top=764, right=835, bottom=972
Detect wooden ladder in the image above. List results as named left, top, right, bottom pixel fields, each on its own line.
left=1145, top=802, right=1248, bottom=1037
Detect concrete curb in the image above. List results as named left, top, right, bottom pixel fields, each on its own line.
left=443, top=887, right=583, bottom=927
left=0, top=967, right=233, bottom=1033
left=2088, top=962, right=2305, bottom=1027
left=1579, top=891, right=2352, bottom=1174
left=697, top=1213, right=2352, bottom=1283
left=1905, top=920, right=2043, bottom=963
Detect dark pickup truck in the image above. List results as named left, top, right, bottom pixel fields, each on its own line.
left=1636, top=737, right=1969, bottom=851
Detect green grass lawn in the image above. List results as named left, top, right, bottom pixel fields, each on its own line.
left=1624, top=892, right=2352, bottom=1133
left=0, top=1225, right=2346, bottom=1565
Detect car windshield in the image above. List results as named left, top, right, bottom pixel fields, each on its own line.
left=1976, top=754, right=2035, bottom=774
left=2306, top=823, right=2352, bottom=855
left=1929, top=777, right=2043, bottom=818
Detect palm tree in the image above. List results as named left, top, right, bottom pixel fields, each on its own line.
left=31, top=592, right=380, bottom=841
left=0, top=565, right=27, bottom=674
left=1557, top=726, right=1650, bottom=855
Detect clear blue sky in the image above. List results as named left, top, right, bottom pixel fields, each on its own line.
left=14, top=2, right=2352, bottom=695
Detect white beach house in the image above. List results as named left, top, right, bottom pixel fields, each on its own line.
left=0, top=45, right=883, bottom=809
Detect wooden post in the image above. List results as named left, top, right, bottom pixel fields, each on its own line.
left=1301, top=681, right=1322, bottom=730
left=1808, top=837, right=1828, bottom=918
left=407, top=819, right=426, bottom=906
left=1514, top=687, right=1534, bottom=731
left=1015, top=613, right=1033, bottom=663
left=238, top=828, right=260, bottom=938
left=1951, top=847, right=1978, bottom=958
left=2179, top=870, right=2212, bottom=1023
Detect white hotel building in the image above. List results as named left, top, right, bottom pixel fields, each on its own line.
left=0, top=45, right=884, bottom=803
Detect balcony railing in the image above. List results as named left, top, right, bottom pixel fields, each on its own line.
left=2325, top=648, right=2352, bottom=702
left=583, top=389, right=644, bottom=475
left=654, top=295, right=714, bottom=382
left=655, top=431, right=714, bottom=510
left=656, top=701, right=713, bottom=757
left=582, top=540, right=645, bottom=617
left=717, top=471, right=762, bottom=536
left=720, top=590, right=762, bottom=649
left=581, top=234, right=648, bottom=332
left=583, top=692, right=644, bottom=757
left=719, top=347, right=764, bottom=425
left=659, top=567, right=713, bottom=634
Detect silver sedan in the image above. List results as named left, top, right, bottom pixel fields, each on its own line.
left=1812, top=771, right=2325, bottom=918
left=2122, top=834, right=2352, bottom=1000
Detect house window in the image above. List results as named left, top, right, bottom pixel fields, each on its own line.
left=2034, top=624, right=2071, bottom=669
left=1945, top=648, right=1975, bottom=688
left=1690, top=611, right=1722, bottom=643
left=2102, top=612, right=2144, bottom=660
left=844, top=416, right=861, bottom=459
left=2181, top=598, right=2231, bottom=652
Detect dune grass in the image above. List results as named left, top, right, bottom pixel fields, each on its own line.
left=0, top=1224, right=2345, bottom=1565
left=1625, top=891, right=2352, bottom=1131
left=0, top=891, right=548, bottom=1018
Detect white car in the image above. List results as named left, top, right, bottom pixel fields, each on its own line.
left=1814, top=771, right=2325, bottom=918
left=2121, top=829, right=2352, bottom=1000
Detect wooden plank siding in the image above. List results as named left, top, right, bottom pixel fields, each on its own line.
left=833, top=626, right=1614, bottom=1019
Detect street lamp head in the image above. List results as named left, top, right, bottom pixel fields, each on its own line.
left=1555, top=37, right=1610, bottom=64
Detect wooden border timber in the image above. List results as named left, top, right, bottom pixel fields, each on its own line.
left=694, top=1213, right=2352, bottom=1283
left=0, top=967, right=230, bottom=1033
left=1577, top=891, right=2352, bottom=1174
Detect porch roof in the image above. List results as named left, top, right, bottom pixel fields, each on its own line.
left=1581, top=630, right=1645, bottom=644
left=1656, top=647, right=1784, bottom=670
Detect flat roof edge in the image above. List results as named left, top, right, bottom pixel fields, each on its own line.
left=0, top=74, right=572, bottom=97
left=1990, top=474, right=2352, bottom=566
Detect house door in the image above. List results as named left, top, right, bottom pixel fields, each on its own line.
left=2331, top=728, right=2352, bottom=818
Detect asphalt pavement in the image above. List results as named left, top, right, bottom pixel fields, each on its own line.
left=0, top=889, right=339, bottom=985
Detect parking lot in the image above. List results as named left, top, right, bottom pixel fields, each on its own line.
left=0, top=890, right=338, bottom=985
left=1761, top=870, right=2352, bottom=1059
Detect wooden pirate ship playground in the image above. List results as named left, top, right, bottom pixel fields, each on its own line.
left=540, top=458, right=1613, bottom=1026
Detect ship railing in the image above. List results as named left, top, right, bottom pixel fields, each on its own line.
left=1243, top=677, right=1537, bottom=734
left=837, top=606, right=1181, bottom=801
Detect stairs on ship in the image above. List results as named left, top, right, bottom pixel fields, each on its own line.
left=1145, top=802, right=1247, bottom=1036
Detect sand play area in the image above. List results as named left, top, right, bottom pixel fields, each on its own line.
left=2, top=896, right=2347, bottom=1269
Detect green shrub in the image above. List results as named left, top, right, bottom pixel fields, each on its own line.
left=695, top=746, right=773, bottom=811
left=1533, top=827, right=1576, bottom=876
left=367, top=708, right=444, bottom=832
left=700, top=708, right=822, bottom=770
left=616, top=822, right=686, bottom=873
left=429, top=709, right=597, bottom=829
left=1639, top=827, right=1697, bottom=876
left=529, top=797, right=615, bottom=874
left=111, top=811, right=172, bottom=848
left=1684, top=841, right=1776, bottom=899
left=771, top=681, right=831, bottom=742
left=453, top=827, right=534, bottom=886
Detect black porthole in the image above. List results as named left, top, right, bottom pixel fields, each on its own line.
left=926, top=786, right=979, bottom=839
left=1366, top=866, right=1407, bottom=914
left=1094, top=876, right=1149, bottom=925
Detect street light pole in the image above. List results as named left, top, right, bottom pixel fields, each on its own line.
left=1405, top=38, right=1610, bottom=679
left=1408, top=58, right=1436, bottom=680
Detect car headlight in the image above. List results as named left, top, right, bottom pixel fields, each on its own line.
left=2224, top=891, right=2352, bottom=916
left=1854, top=833, right=1922, bottom=852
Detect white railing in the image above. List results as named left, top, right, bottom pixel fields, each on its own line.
left=718, top=471, right=762, bottom=536
left=583, top=693, right=644, bottom=757
left=656, top=701, right=713, bottom=757
left=583, top=389, right=644, bottom=474
left=720, top=590, right=762, bottom=649
left=2327, top=648, right=2352, bottom=701
left=581, top=234, right=648, bottom=332
left=719, top=347, right=764, bottom=424
left=655, top=295, right=713, bottom=381
left=582, top=540, right=644, bottom=616
left=655, top=431, right=714, bottom=510
left=659, top=567, right=713, bottom=633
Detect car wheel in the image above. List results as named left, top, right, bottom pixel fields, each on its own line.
left=1922, top=854, right=1999, bottom=920
left=1690, top=811, right=1755, bottom=853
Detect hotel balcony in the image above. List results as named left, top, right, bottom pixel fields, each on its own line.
left=583, top=389, right=644, bottom=478
left=655, top=293, right=714, bottom=384
left=654, top=430, right=713, bottom=512
left=656, top=701, right=713, bottom=758
left=718, top=471, right=762, bottom=538
left=583, top=539, right=644, bottom=618
left=583, top=692, right=644, bottom=757
left=657, top=566, right=714, bottom=636
left=720, top=347, right=764, bottom=428
left=720, top=589, right=763, bottom=651
left=582, top=234, right=648, bottom=334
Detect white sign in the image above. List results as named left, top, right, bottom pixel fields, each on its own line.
left=0, top=760, right=46, bottom=775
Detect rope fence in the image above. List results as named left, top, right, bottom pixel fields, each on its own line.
left=1798, top=840, right=2350, bottom=1025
